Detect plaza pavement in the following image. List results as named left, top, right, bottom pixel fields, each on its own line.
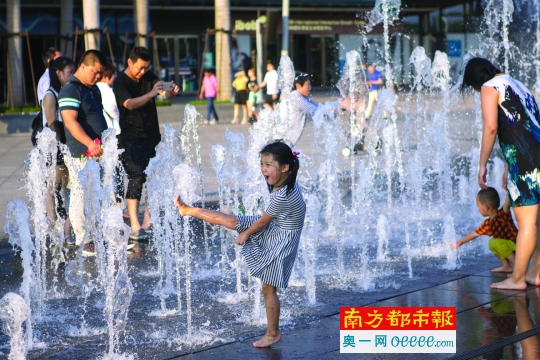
left=1, top=92, right=540, bottom=359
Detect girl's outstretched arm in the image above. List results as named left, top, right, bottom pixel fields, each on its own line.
left=176, top=195, right=238, bottom=230
left=236, top=212, right=274, bottom=245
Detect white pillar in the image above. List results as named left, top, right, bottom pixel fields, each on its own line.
left=61, top=0, right=73, bottom=56
left=134, top=0, right=148, bottom=48
left=215, top=0, right=232, bottom=101
left=83, top=0, right=100, bottom=50
left=281, top=0, right=289, bottom=56
left=256, top=16, right=264, bottom=100
left=7, top=0, right=23, bottom=107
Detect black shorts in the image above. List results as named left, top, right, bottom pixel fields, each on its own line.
left=235, top=90, right=247, bottom=105
left=122, top=136, right=160, bottom=200
left=264, top=93, right=279, bottom=106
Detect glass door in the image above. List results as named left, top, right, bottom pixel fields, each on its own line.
left=156, top=35, right=200, bottom=93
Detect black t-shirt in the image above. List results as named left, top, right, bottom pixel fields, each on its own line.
left=247, top=79, right=258, bottom=92
left=114, top=71, right=160, bottom=140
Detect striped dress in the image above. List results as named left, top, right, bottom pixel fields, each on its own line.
left=236, top=182, right=306, bottom=288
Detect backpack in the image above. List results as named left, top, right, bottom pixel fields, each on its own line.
left=31, top=90, right=65, bottom=146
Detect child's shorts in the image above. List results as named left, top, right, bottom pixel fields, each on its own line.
left=248, top=91, right=259, bottom=104
left=488, top=238, right=516, bottom=259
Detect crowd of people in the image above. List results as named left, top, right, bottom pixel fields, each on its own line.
left=31, top=48, right=540, bottom=349
left=38, top=46, right=178, bottom=256
left=198, top=61, right=280, bottom=125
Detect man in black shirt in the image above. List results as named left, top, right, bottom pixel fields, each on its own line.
left=114, top=46, right=179, bottom=240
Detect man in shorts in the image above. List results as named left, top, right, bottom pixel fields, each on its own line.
left=259, top=62, right=279, bottom=110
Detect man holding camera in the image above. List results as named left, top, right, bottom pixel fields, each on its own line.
left=114, top=46, right=179, bottom=240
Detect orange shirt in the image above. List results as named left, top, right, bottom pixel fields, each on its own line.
left=475, top=208, right=518, bottom=242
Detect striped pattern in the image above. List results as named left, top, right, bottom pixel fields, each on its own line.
left=58, top=98, right=81, bottom=110
left=237, top=182, right=306, bottom=288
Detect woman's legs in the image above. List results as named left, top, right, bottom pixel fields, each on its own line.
left=491, top=204, right=538, bottom=289
left=175, top=195, right=237, bottom=230
left=526, top=207, right=540, bottom=284
left=253, top=282, right=281, bottom=348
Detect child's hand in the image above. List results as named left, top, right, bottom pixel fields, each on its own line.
left=235, top=232, right=249, bottom=246
left=450, top=242, right=460, bottom=250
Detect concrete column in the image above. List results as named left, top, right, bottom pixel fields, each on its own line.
left=281, top=0, right=289, bottom=56
left=83, top=0, right=100, bottom=50
left=134, top=0, right=148, bottom=47
left=215, top=0, right=232, bottom=101
left=60, top=0, right=73, bottom=56
left=7, top=0, right=23, bottom=108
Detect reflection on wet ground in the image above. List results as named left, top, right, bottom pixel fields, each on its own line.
left=180, top=271, right=540, bottom=359
left=2, top=238, right=540, bottom=359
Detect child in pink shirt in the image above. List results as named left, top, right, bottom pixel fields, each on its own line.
left=199, top=69, right=220, bottom=125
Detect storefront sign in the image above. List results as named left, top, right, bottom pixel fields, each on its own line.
left=234, top=18, right=366, bottom=33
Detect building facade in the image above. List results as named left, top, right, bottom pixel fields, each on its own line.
left=0, top=0, right=483, bottom=105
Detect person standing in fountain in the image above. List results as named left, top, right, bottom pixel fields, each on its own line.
left=43, top=56, right=75, bottom=247
left=114, top=47, right=179, bottom=241
left=364, top=64, right=383, bottom=121
left=462, top=57, right=540, bottom=290
left=59, top=50, right=108, bottom=255
left=285, top=73, right=319, bottom=147
left=175, top=141, right=306, bottom=348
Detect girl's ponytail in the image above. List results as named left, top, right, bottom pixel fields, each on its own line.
left=260, top=141, right=300, bottom=194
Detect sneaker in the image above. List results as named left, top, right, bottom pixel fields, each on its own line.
left=126, top=240, right=137, bottom=251
left=129, top=229, right=150, bottom=241
left=209, top=119, right=218, bottom=125
left=82, top=242, right=96, bottom=257
left=63, top=235, right=76, bottom=249
left=143, top=225, right=154, bottom=235
left=203, top=120, right=209, bottom=125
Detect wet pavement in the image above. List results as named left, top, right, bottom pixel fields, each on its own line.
left=2, top=93, right=539, bottom=359
left=0, top=231, right=539, bottom=359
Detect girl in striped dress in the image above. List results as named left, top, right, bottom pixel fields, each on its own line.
left=175, top=141, right=306, bottom=348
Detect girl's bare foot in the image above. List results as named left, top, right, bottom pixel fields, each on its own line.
left=491, top=265, right=513, bottom=273
left=490, top=278, right=527, bottom=290
left=253, top=332, right=281, bottom=348
left=175, top=195, right=190, bottom=216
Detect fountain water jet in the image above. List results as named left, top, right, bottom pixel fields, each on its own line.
left=0, top=293, right=28, bottom=360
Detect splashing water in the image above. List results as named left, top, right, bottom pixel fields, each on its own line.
left=4, top=200, right=34, bottom=350
left=173, top=163, right=200, bottom=339
left=0, top=293, right=28, bottom=360
left=483, top=0, right=515, bottom=73
left=442, top=215, right=460, bottom=270
left=376, top=214, right=389, bottom=262
left=366, top=0, right=401, bottom=88
left=102, top=206, right=134, bottom=359
left=300, top=193, right=320, bottom=305
left=24, top=127, right=57, bottom=318
left=146, top=124, right=184, bottom=312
